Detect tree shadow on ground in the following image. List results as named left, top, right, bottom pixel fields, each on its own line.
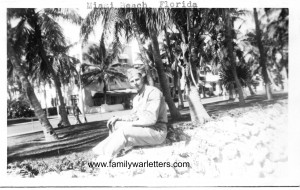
left=7, top=93, right=288, bottom=162
left=205, top=93, right=287, bottom=116
left=8, top=121, right=108, bottom=162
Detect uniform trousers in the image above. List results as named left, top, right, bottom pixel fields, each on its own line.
left=92, top=121, right=167, bottom=158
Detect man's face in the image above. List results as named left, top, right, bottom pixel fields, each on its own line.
left=129, top=74, right=144, bottom=92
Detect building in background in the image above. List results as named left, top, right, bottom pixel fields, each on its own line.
left=32, top=41, right=137, bottom=115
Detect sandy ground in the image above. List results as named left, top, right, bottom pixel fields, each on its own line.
left=7, top=99, right=288, bottom=179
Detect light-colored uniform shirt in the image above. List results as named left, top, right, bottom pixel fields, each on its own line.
left=119, top=85, right=168, bottom=126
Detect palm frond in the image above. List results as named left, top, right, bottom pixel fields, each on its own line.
left=80, top=9, right=109, bottom=44
left=40, top=13, right=66, bottom=49
left=82, top=52, right=99, bottom=65
left=43, top=8, right=83, bottom=25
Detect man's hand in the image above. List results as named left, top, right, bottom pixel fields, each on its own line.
left=106, top=116, right=119, bottom=130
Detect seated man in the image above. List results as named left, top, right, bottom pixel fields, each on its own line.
left=92, top=68, right=168, bottom=160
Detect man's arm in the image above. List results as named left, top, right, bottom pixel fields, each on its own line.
left=116, top=99, right=138, bottom=122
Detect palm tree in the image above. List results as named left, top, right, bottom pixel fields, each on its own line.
left=81, top=38, right=127, bottom=103
left=21, top=8, right=82, bottom=126
left=170, top=8, right=215, bottom=123
left=135, top=43, right=157, bottom=86
left=80, top=8, right=156, bottom=86
left=30, top=69, right=53, bottom=117
left=80, top=8, right=181, bottom=120
left=138, top=9, right=181, bottom=119
left=7, top=61, right=23, bottom=102
left=7, top=42, right=59, bottom=141
left=161, top=31, right=185, bottom=108
left=8, top=9, right=60, bottom=141
left=223, top=9, right=246, bottom=105
left=253, top=8, right=273, bottom=100
left=264, top=8, right=288, bottom=91
left=219, top=63, right=252, bottom=95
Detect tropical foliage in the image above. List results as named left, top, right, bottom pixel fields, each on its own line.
left=81, top=38, right=127, bottom=103
left=7, top=8, right=82, bottom=141
left=7, top=98, right=35, bottom=119
left=7, top=8, right=288, bottom=138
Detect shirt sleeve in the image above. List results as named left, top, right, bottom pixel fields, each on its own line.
left=132, top=89, right=162, bottom=126
left=118, top=111, right=138, bottom=122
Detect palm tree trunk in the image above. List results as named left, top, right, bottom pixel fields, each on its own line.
left=232, top=67, right=246, bottom=104
left=43, top=83, right=49, bottom=117
left=177, top=72, right=184, bottom=109
left=254, top=8, right=273, bottom=100
left=36, top=49, right=70, bottom=126
left=247, top=82, right=255, bottom=95
left=103, top=82, right=107, bottom=104
left=187, top=85, right=210, bottom=124
left=281, top=65, right=288, bottom=92
left=186, top=10, right=211, bottom=124
left=48, top=65, right=71, bottom=126
left=8, top=43, right=58, bottom=141
left=131, top=20, right=155, bottom=86
left=8, top=86, right=13, bottom=102
left=229, top=84, right=234, bottom=100
left=78, top=66, right=88, bottom=122
left=31, top=11, right=70, bottom=126
left=149, top=29, right=181, bottom=120
left=224, top=9, right=246, bottom=105
left=164, top=27, right=179, bottom=100
left=267, top=69, right=281, bottom=91
left=172, top=64, right=179, bottom=101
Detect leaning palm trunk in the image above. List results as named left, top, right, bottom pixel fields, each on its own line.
left=47, top=61, right=71, bottom=126
left=8, top=86, right=12, bottom=102
left=32, top=16, right=71, bottom=126
left=187, top=85, right=210, bottom=123
left=177, top=73, right=184, bottom=108
left=254, top=8, right=273, bottom=100
left=8, top=44, right=58, bottom=141
left=231, top=67, right=246, bottom=104
left=281, top=65, right=288, bottom=92
left=228, top=83, right=234, bottom=100
left=267, top=69, right=281, bottom=91
left=43, top=83, right=49, bottom=116
left=247, top=82, right=255, bottom=95
left=185, top=9, right=210, bottom=124
left=178, top=65, right=186, bottom=108
left=224, top=9, right=246, bottom=105
left=131, top=20, right=155, bottom=86
left=164, top=27, right=178, bottom=99
left=185, top=69, right=210, bottom=124
left=150, top=29, right=181, bottom=120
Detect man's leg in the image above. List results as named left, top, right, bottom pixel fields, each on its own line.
left=103, top=121, right=167, bottom=158
left=92, top=121, right=132, bottom=156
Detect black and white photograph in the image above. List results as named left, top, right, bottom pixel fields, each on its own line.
left=2, top=0, right=300, bottom=188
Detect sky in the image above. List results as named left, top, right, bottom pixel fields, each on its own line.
left=58, top=8, right=141, bottom=63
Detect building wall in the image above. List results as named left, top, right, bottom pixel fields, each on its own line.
left=123, top=45, right=133, bottom=65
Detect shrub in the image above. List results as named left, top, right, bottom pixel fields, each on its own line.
left=219, top=64, right=252, bottom=90
left=7, top=100, right=35, bottom=119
